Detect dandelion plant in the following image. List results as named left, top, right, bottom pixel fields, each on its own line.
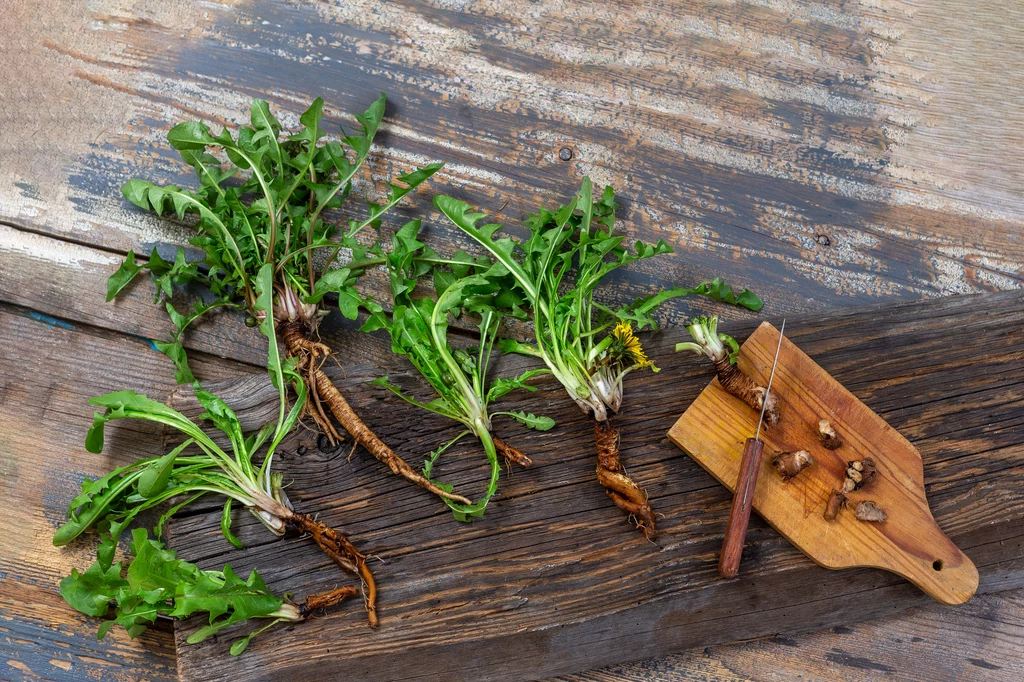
left=61, top=527, right=354, bottom=655
left=356, top=220, right=552, bottom=520
left=55, top=265, right=379, bottom=625
left=107, top=94, right=460, bottom=504
left=435, top=178, right=761, bottom=538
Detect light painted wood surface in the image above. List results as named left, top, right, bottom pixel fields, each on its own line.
left=671, top=322, right=977, bottom=604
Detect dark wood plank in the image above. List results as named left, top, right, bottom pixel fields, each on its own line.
left=4, top=2, right=1024, bottom=679
left=557, top=589, right=1024, bottom=682
left=4, top=224, right=1021, bottom=681
left=3, top=0, right=1023, bottom=322
left=164, top=290, right=1024, bottom=682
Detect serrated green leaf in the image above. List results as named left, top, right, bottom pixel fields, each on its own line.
left=308, top=267, right=353, bottom=304
left=137, top=440, right=192, bottom=499
left=505, top=411, right=555, bottom=431
left=106, top=252, right=142, bottom=301
left=153, top=339, right=195, bottom=384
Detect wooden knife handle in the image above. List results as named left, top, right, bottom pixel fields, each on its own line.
left=719, top=437, right=765, bottom=578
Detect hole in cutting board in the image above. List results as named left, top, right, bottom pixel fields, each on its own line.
left=933, top=559, right=944, bottom=571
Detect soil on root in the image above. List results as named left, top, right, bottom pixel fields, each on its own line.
left=281, top=321, right=472, bottom=506
left=712, top=357, right=780, bottom=427
left=297, top=585, right=358, bottom=619
left=286, top=511, right=378, bottom=627
left=594, top=419, right=656, bottom=540
left=494, top=434, right=532, bottom=467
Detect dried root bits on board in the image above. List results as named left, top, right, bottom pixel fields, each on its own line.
left=824, top=490, right=847, bottom=521
left=855, top=501, right=888, bottom=522
left=842, top=457, right=877, bottom=493
left=772, top=450, right=813, bottom=480
left=817, top=419, right=843, bottom=449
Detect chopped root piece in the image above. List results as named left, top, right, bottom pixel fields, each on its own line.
left=494, top=435, right=532, bottom=467
left=772, top=450, right=813, bottom=480
left=817, top=419, right=843, bottom=449
left=677, top=317, right=780, bottom=427
left=843, top=457, right=877, bottom=493
left=594, top=419, right=656, bottom=539
left=282, top=321, right=472, bottom=506
left=297, top=585, right=358, bottom=619
left=824, top=489, right=847, bottom=521
left=713, top=357, right=781, bottom=428
left=855, top=500, right=888, bottom=522
left=286, top=511, right=378, bottom=627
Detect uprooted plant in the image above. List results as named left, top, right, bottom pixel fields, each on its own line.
left=356, top=220, right=553, bottom=520
left=675, top=315, right=779, bottom=427
left=61, top=527, right=355, bottom=655
left=435, top=177, right=761, bottom=539
left=55, top=265, right=379, bottom=626
left=108, top=94, right=461, bottom=504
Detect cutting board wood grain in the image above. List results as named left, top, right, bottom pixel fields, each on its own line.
left=669, top=323, right=978, bottom=604
left=168, top=291, right=1024, bottom=682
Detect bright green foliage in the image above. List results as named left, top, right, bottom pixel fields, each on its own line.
left=674, top=315, right=741, bottom=364
left=435, top=177, right=762, bottom=422
left=357, top=221, right=551, bottom=521
left=110, top=95, right=442, bottom=383
left=54, top=267, right=304, bottom=548
left=60, top=528, right=301, bottom=653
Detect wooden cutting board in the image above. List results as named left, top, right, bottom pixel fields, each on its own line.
left=169, top=292, right=1024, bottom=682
left=668, top=322, right=978, bottom=605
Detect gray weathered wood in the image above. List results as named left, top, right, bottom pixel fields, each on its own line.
left=2, top=0, right=1023, bottom=320
left=556, top=589, right=1024, bottom=682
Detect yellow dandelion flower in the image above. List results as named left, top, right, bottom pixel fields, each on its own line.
left=612, top=321, right=656, bottom=370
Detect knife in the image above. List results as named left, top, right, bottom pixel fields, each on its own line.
left=718, top=319, right=786, bottom=578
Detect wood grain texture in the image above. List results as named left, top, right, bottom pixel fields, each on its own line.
left=556, top=588, right=1024, bottom=682
left=672, top=322, right=978, bottom=603
left=163, top=290, right=1024, bottom=682
left=1, top=0, right=1022, bottom=322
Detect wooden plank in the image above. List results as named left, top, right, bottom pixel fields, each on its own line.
left=2, top=225, right=1020, bottom=681
left=2, top=0, right=1023, bottom=320
left=0, top=304, right=252, bottom=682
left=1, top=260, right=1021, bottom=680
left=166, top=290, right=1024, bottom=682
left=557, top=589, right=1024, bottom=682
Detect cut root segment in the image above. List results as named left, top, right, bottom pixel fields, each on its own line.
left=594, top=419, right=656, bottom=540
left=297, top=585, right=358, bottom=619
left=281, top=322, right=472, bottom=506
left=712, top=356, right=780, bottom=428
left=286, top=511, right=378, bottom=627
left=494, top=434, right=532, bottom=467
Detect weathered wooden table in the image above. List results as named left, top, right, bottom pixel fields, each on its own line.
left=1, top=0, right=1022, bottom=680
